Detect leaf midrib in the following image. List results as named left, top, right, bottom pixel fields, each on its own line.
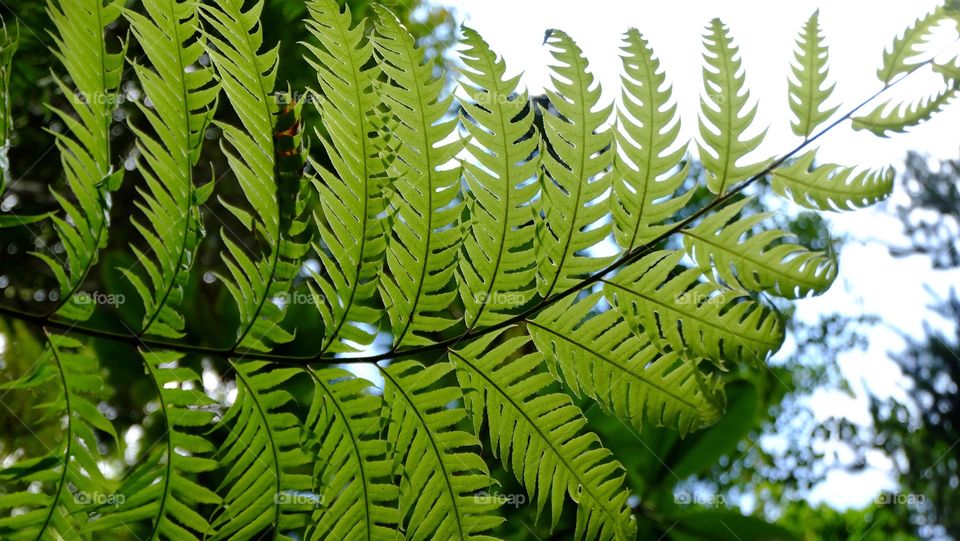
left=799, top=17, right=820, bottom=139
left=142, top=355, right=175, bottom=541
left=774, top=166, right=890, bottom=197
left=308, top=367, right=376, bottom=541
left=467, top=42, right=518, bottom=329
left=141, top=0, right=196, bottom=338
left=712, top=22, right=736, bottom=195
left=228, top=1, right=281, bottom=351
left=601, top=279, right=781, bottom=349
left=621, top=34, right=659, bottom=253
left=233, top=364, right=283, bottom=541
left=47, top=0, right=114, bottom=318
left=321, top=16, right=376, bottom=353
left=379, top=367, right=466, bottom=539
left=37, top=336, right=73, bottom=539
left=388, top=31, right=438, bottom=347
left=525, top=319, right=704, bottom=412
left=542, top=39, right=592, bottom=299
left=448, top=348, right=628, bottom=539
left=681, top=228, right=828, bottom=289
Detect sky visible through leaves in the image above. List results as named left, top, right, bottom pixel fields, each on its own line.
left=438, top=0, right=960, bottom=510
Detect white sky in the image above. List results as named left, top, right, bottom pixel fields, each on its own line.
left=438, top=0, right=960, bottom=511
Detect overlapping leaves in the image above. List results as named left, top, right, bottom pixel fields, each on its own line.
left=0, top=2, right=957, bottom=541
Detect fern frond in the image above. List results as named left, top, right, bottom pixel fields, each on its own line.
left=0, top=6, right=939, bottom=540
left=123, top=0, right=218, bottom=339
left=303, top=367, right=399, bottom=541
left=206, top=361, right=311, bottom=540
left=852, top=83, right=960, bottom=136
left=529, top=293, right=724, bottom=436
left=537, top=29, right=614, bottom=297
left=451, top=332, right=637, bottom=540
left=40, top=0, right=125, bottom=321
left=0, top=22, right=48, bottom=228
left=698, top=19, right=768, bottom=194
left=682, top=197, right=837, bottom=299
left=934, top=57, right=960, bottom=81
left=613, top=28, right=691, bottom=253
left=0, top=20, right=15, bottom=196
left=877, top=5, right=951, bottom=84
left=457, top=26, right=539, bottom=327
left=204, top=0, right=308, bottom=352
left=88, top=351, right=219, bottom=539
left=771, top=151, right=894, bottom=211
left=604, top=250, right=783, bottom=367
left=374, top=10, right=462, bottom=347
left=789, top=10, right=839, bottom=139
left=380, top=360, right=501, bottom=540
left=0, top=333, right=116, bottom=540
left=302, top=0, right=390, bottom=353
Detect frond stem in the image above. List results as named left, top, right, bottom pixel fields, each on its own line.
left=36, top=330, right=73, bottom=539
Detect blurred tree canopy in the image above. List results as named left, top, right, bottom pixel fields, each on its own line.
left=868, top=152, right=960, bottom=540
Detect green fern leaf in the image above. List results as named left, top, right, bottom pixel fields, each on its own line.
left=529, top=293, right=724, bottom=436
left=0, top=334, right=116, bottom=540
left=380, top=360, right=501, bottom=540
left=0, top=6, right=942, bottom=541
left=613, top=28, right=691, bottom=253
left=88, top=351, right=219, bottom=539
left=122, top=0, right=218, bottom=339
left=771, top=151, right=894, bottom=211
left=207, top=361, right=312, bottom=540
left=204, top=0, right=309, bottom=352
left=852, top=83, right=960, bottom=136
left=698, top=19, right=768, bottom=194
left=451, top=331, right=637, bottom=540
left=0, top=20, right=15, bottom=197
left=877, top=6, right=953, bottom=84
left=604, top=250, right=784, bottom=367
left=0, top=213, right=55, bottom=229
left=682, top=197, right=838, bottom=298
left=302, top=0, right=390, bottom=353
left=789, top=10, right=839, bottom=139
left=374, top=10, right=462, bottom=347
left=934, top=57, right=960, bottom=81
left=537, top=29, right=614, bottom=296
left=457, top=26, right=539, bottom=327
left=39, top=0, right=125, bottom=321
left=303, top=367, right=399, bottom=541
